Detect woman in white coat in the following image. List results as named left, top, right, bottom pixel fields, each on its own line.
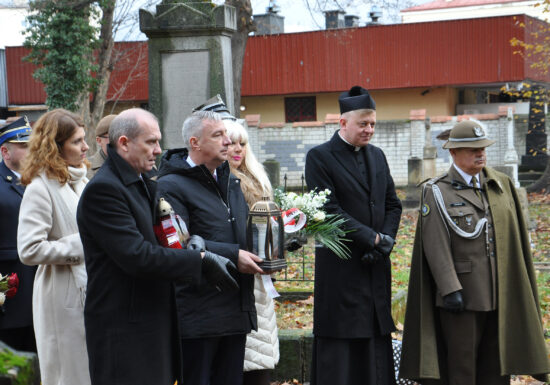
left=224, top=119, right=280, bottom=385
left=18, top=109, right=91, bottom=385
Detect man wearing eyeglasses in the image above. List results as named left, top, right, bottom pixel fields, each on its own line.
left=87, top=114, right=116, bottom=179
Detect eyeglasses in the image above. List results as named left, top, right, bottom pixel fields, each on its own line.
left=98, top=134, right=109, bottom=139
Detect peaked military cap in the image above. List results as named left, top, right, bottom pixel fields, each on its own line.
left=193, top=94, right=236, bottom=121
left=95, top=114, right=117, bottom=137
left=443, top=120, right=495, bottom=149
left=339, top=86, right=376, bottom=114
left=0, top=116, right=32, bottom=146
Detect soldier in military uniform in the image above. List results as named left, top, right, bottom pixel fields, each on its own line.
left=0, top=116, right=36, bottom=352
left=400, top=120, right=550, bottom=384
left=86, top=114, right=116, bottom=179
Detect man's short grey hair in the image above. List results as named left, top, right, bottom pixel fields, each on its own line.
left=182, top=110, right=222, bottom=150
left=109, top=108, right=158, bottom=147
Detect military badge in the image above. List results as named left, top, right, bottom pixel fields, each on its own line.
left=473, top=125, right=484, bottom=137
left=421, top=203, right=430, bottom=216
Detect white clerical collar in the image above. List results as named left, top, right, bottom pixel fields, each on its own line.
left=453, top=164, right=480, bottom=186
left=338, top=131, right=362, bottom=152
left=187, top=154, right=217, bottom=179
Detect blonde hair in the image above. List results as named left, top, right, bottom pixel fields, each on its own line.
left=224, top=120, right=272, bottom=204
left=20, top=109, right=88, bottom=186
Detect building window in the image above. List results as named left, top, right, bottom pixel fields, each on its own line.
left=285, top=96, right=316, bottom=122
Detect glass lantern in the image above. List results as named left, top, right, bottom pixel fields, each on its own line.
left=247, top=197, right=286, bottom=272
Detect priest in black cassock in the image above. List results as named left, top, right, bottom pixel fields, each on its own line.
left=305, top=86, right=402, bottom=385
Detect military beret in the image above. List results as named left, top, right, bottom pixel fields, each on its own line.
left=0, top=116, right=32, bottom=146
left=95, top=114, right=117, bottom=137
left=339, top=86, right=376, bottom=114
left=193, top=94, right=236, bottom=121
left=443, top=120, right=495, bottom=149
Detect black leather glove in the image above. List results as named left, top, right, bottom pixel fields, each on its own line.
left=375, top=233, right=395, bottom=256
left=187, top=235, right=205, bottom=252
left=202, top=251, right=239, bottom=291
left=442, top=290, right=465, bottom=313
left=284, top=235, right=307, bottom=252
left=361, top=249, right=384, bottom=265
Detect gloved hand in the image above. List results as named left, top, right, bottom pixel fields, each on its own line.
left=187, top=234, right=205, bottom=252
left=202, top=251, right=239, bottom=291
left=442, top=290, right=464, bottom=313
left=361, top=249, right=384, bottom=265
left=284, top=235, right=307, bottom=252
left=375, top=233, right=395, bottom=256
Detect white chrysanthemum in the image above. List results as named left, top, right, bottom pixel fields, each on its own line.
left=0, top=292, right=5, bottom=306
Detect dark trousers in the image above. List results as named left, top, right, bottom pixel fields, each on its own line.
left=243, top=369, right=272, bottom=385
left=181, top=334, right=246, bottom=385
left=311, top=335, right=397, bottom=385
left=439, top=309, right=510, bottom=385
left=0, top=326, right=36, bottom=353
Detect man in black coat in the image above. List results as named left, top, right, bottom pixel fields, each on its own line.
left=305, top=86, right=402, bottom=385
left=157, top=109, right=263, bottom=385
left=77, top=108, right=239, bottom=385
left=0, top=117, right=36, bottom=352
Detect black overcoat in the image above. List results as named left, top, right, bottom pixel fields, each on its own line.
left=157, top=148, right=256, bottom=338
left=0, top=161, right=36, bottom=330
left=305, top=131, right=402, bottom=338
left=77, top=146, right=203, bottom=385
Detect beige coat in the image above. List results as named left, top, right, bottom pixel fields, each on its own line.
left=86, top=148, right=106, bottom=179
left=18, top=168, right=90, bottom=385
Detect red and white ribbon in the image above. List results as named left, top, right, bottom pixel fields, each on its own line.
left=281, top=208, right=307, bottom=233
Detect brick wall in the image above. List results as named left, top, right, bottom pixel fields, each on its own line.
left=245, top=110, right=547, bottom=188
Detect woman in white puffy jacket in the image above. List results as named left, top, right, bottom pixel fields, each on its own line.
left=225, top=119, right=280, bottom=385
left=18, top=109, right=91, bottom=385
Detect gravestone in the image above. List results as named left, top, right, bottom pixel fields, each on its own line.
left=140, top=0, right=236, bottom=149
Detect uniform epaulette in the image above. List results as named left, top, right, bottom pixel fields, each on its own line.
left=423, top=173, right=447, bottom=187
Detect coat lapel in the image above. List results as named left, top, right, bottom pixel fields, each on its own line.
left=448, top=167, right=484, bottom=211
left=329, top=133, right=370, bottom=193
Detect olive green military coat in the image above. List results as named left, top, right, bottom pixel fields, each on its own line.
left=399, top=167, right=550, bottom=383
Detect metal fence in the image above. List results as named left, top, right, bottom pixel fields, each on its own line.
left=275, top=173, right=315, bottom=283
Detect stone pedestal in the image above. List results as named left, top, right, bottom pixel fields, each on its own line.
left=140, top=1, right=236, bottom=149
left=422, top=117, right=437, bottom=180
left=402, top=157, right=423, bottom=209
left=503, top=107, right=520, bottom=187
left=263, top=159, right=280, bottom=188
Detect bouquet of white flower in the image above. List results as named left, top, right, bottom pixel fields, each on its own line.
left=274, top=188, right=351, bottom=259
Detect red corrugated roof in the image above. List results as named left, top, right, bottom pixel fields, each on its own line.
left=6, top=42, right=149, bottom=105
left=5, top=15, right=549, bottom=104
left=241, top=15, right=549, bottom=96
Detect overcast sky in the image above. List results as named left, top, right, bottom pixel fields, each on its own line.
left=0, top=0, right=430, bottom=47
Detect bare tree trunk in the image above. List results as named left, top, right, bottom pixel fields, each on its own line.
left=79, top=0, right=116, bottom=154
left=226, top=0, right=255, bottom=118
